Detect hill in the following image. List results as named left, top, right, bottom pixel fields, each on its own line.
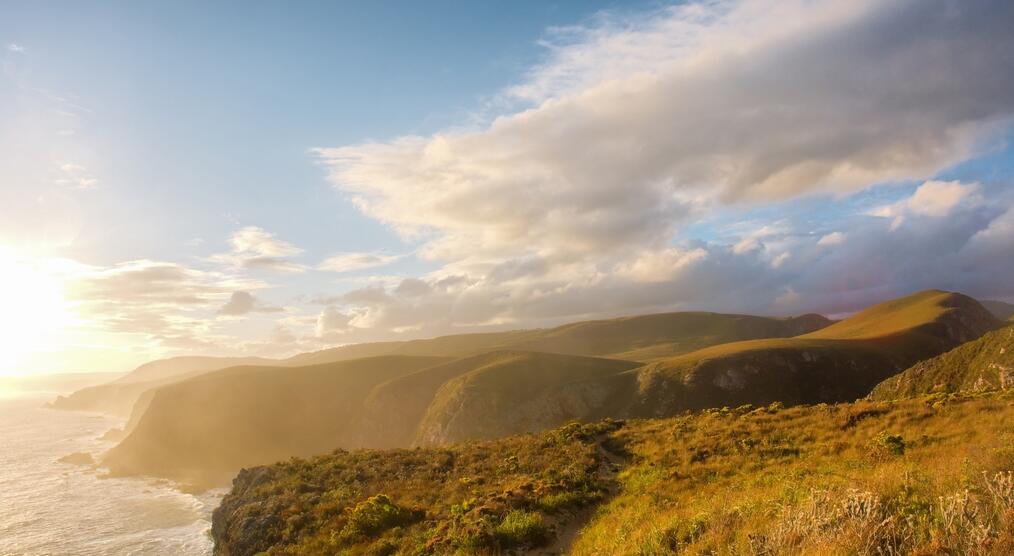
left=407, top=351, right=638, bottom=446
left=625, top=290, right=999, bottom=416
left=211, top=391, right=1014, bottom=555
left=51, top=311, right=828, bottom=418
left=870, top=323, right=1014, bottom=399
left=102, top=355, right=447, bottom=489
left=286, top=311, right=831, bottom=366
left=49, top=356, right=275, bottom=416
left=354, top=351, right=638, bottom=448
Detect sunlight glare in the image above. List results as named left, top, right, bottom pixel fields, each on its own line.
left=0, top=248, right=72, bottom=376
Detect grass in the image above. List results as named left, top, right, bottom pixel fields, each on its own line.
left=214, top=391, right=1014, bottom=555
left=212, top=420, right=621, bottom=555
left=872, top=323, right=1014, bottom=399
left=571, top=390, right=1014, bottom=555
left=627, top=290, right=1000, bottom=416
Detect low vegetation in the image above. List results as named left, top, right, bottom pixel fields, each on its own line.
left=871, top=323, right=1014, bottom=399
left=214, top=391, right=1014, bottom=555
left=212, top=420, right=622, bottom=555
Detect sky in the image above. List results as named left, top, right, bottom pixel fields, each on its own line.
left=1, top=0, right=1013, bottom=376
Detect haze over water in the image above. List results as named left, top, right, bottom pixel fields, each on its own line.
left=0, top=392, right=221, bottom=556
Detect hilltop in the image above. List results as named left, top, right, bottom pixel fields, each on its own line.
left=625, top=290, right=999, bottom=416
left=212, top=391, right=1014, bottom=555
left=101, top=290, right=997, bottom=486
left=870, top=323, right=1014, bottom=399
left=51, top=311, right=828, bottom=419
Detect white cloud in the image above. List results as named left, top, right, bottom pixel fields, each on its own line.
left=210, top=226, right=306, bottom=273
left=817, top=232, right=846, bottom=247
left=7, top=43, right=24, bottom=53
left=318, top=252, right=400, bottom=273
left=303, top=1, right=1014, bottom=342
left=869, top=180, right=980, bottom=230
left=318, top=0, right=1014, bottom=273
left=316, top=306, right=352, bottom=337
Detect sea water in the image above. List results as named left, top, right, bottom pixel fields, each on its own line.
left=0, top=392, right=223, bottom=555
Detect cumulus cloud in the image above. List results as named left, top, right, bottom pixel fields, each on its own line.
left=316, top=306, right=352, bottom=337
left=318, top=252, right=400, bottom=273
left=317, top=0, right=1014, bottom=271
left=299, top=0, right=1014, bottom=343
left=218, top=291, right=283, bottom=316
left=210, top=226, right=306, bottom=273
left=817, top=232, right=846, bottom=247
left=869, top=180, right=980, bottom=230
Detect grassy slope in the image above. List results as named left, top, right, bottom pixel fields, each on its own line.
left=355, top=351, right=635, bottom=449
left=871, top=323, right=1014, bottom=399
left=626, top=290, right=999, bottom=415
left=286, top=312, right=831, bottom=367
left=103, top=355, right=447, bottom=489
left=212, top=392, right=1014, bottom=555
left=411, top=351, right=639, bottom=445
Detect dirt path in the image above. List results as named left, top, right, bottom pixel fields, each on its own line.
left=535, top=435, right=629, bottom=555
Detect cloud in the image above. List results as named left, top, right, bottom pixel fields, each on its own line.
left=298, top=0, right=1014, bottom=344
left=7, top=44, right=24, bottom=53
left=318, top=251, right=400, bottom=273
left=55, top=162, right=99, bottom=189
left=316, top=306, right=352, bottom=337
left=218, top=291, right=283, bottom=316
left=869, top=180, right=980, bottom=230
left=817, top=232, right=846, bottom=247
left=210, top=226, right=306, bottom=273
left=65, top=259, right=266, bottom=351
left=317, top=0, right=1014, bottom=273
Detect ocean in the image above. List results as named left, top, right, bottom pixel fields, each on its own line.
left=0, top=392, right=223, bottom=556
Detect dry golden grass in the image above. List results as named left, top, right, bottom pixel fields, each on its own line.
left=570, top=391, right=1014, bottom=555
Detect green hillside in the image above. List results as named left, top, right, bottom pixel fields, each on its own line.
left=212, top=391, right=1014, bottom=555
left=103, top=355, right=447, bottom=489
left=625, top=290, right=999, bottom=416
left=870, top=323, right=1014, bottom=399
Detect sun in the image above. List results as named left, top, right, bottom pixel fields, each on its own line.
left=0, top=248, right=73, bottom=376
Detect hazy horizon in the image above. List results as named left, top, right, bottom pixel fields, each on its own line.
left=3, top=0, right=1014, bottom=378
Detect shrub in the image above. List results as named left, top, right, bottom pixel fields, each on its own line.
left=493, top=509, right=549, bottom=548
left=333, top=494, right=420, bottom=545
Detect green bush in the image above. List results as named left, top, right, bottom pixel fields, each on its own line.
left=333, top=494, right=420, bottom=545
left=494, top=509, right=549, bottom=548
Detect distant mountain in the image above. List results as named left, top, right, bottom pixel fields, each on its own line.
left=287, top=311, right=831, bottom=365
left=48, top=356, right=276, bottom=416
left=102, top=356, right=447, bottom=489
left=625, top=290, right=999, bottom=417
left=981, top=299, right=1014, bottom=321
left=870, top=323, right=1014, bottom=399
left=52, top=311, right=830, bottom=418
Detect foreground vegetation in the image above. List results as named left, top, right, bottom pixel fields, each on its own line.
left=213, top=390, right=1014, bottom=555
